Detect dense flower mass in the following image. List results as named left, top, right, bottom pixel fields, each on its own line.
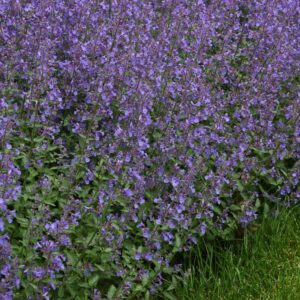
left=0, top=0, right=299, bottom=298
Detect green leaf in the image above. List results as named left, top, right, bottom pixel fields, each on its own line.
left=263, top=203, right=270, bottom=217
left=133, top=284, right=144, bottom=293
left=237, top=180, right=244, bottom=192
left=175, top=234, right=181, bottom=248
left=255, top=198, right=261, bottom=208
left=213, top=206, right=222, bottom=214
left=163, top=291, right=177, bottom=300
left=88, top=274, right=99, bottom=286
left=107, top=285, right=117, bottom=299
left=145, top=290, right=150, bottom=300
left=17, top=217, right=29, bottom=227
left=94, top=264, right=105, bottom=271
left=142, top=275, right=149, bottom=286
left=230, top=204, right=241, bottom=211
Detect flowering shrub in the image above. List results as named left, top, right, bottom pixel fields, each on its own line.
left=0, top=0, right=299, bottom=298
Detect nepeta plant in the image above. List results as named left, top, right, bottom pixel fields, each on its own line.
left=0, top=0, right=299, bottom=298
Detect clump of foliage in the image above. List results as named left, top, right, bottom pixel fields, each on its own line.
left=0, top=0, right=299, bottom=299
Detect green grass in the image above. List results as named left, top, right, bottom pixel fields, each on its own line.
left=175, top=206, right=300, bottom=300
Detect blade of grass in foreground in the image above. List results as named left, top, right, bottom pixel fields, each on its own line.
left=175, top=206, right=300, bottom=300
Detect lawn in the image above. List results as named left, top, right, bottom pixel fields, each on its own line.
left=175, top=206, right=300, bottom=300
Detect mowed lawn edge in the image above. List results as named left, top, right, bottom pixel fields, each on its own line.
left=174, top=206, right=300, bottom=300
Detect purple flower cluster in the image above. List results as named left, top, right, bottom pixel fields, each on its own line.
left=0, top=0, right=299, bottom=298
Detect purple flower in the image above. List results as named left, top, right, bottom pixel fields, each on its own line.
left=144, top=252, right=153, bottom=261
left=142, top=228, right=150, bottom=239
left=167, top=220, right=176, bottom=229
left=200, top=222, right=206, bottom=235
left=171, top=176, right=180, bottom=188
left=0, top=218, right=4, bottom=231
left=32, top=267, right=45, bottom=279
left=240, top=209, right=257, bottom=228
left=124, top=188, right=133, bottom=197
left=134, top=252, right=142, bottom=261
